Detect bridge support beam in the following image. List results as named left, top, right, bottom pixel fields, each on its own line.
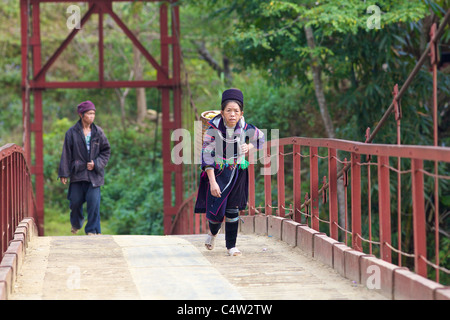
left=20, top=0, right=44, bottom=235
left=20, top=0, right=183, bottom=235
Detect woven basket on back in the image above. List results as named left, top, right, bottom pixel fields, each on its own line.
left=194, top=110, right=220, bottom=162
left=201, top=110, right=220, bottom=138
left=195, top=110, right=220, bottom=150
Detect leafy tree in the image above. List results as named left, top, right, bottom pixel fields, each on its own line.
left=204, top=1, right=433, bottom=137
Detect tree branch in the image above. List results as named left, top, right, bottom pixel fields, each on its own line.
left=304, top=26, right=335, bottom=139
left=191, top=40, right=232, bottom=85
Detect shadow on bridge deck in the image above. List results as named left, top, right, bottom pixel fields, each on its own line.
left=9, top=233, right=385, bottom=300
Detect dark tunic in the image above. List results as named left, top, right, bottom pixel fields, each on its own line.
left=58, top=120, right=111, bottom=188
left=194, top=115, right=264, bottom=222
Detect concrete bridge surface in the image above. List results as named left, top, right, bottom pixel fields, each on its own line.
left=10, top=233, right=385, bottom=300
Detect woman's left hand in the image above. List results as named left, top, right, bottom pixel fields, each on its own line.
left=241, top=143, right=254, bottom=154
left=240, top=143, right=249, bottom=154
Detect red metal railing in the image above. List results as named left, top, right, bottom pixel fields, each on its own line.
left=169, top=11, right=450, bottom=288
left=0, top=144, right=38, bottom=258
left=245, top=137, right=450, bottom=284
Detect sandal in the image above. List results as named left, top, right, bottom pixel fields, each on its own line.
left=205, top=231, right=219, bottom=250
left=71, top=226, right=79, bottom=234
left=227, top=247, right=242, bottom=256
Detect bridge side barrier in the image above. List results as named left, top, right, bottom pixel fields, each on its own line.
left=0, top=143, right=39, bottom=256
left=239, top=215, right=450, bottom=300
left=170, top=11, right=450, bottom=253
left=0, top=143, right=39, bottom=299
left=243, top=137, right=450, bottom=296
left=0, top=217, right=38, bottom=299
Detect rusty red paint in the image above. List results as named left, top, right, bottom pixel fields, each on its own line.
left=264, top=143, right=272, bottom=215
left=277, top=145, right=285, bottom=217
left=393, top=84, right=401, bottom=122
left=0, top=144, right=38, bottom=258
left=377, top=155, right=392, bottom=263
left=328, top=148, right=338, bottom=240
left=430, top=22, right=440, bottom=282
left=243, top=136, right=449, bottom=283
left=411, top=159, right=427, bottom=277
left=310, top=147, right=319, bottom=231
left=351, top=152, right=362, bottom=252
left=293, top=144, right=301, bottom=223
left=248, top=149, right=256, bottom=216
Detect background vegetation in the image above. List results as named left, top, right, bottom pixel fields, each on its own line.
left=0, top=0, right=448, bottom=283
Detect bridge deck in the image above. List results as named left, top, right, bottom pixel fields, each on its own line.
left=10, top=233, right=385, bottom=300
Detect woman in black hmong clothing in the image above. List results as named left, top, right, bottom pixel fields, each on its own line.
left=194, top=88, right=265, bottom=256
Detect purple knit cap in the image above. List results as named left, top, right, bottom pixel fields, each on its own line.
left=221, top=88, right=244, bottom=106
left=77, top=100, right=96, bottom=114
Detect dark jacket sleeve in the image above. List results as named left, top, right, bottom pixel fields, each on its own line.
left=93, top=127, right=111, bottom=174
left=58, top=130, right=73, bottom=178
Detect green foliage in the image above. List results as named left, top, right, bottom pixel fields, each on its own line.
left=242, top=75, right=319, bottom=137
left=101, top=127, right=164, bottom=235
left=43, top=118, right=73, bottom=210
left=42, top=118, right=163, bottom=235
left=102, top=165, right=163, bottom=235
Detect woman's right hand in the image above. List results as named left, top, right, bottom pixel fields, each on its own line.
left=210, top=181, right=221, bottom=198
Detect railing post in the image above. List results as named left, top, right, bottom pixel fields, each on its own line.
left=15, top=153, right=20, bottom=229
left=19, top=154, right=24, bottom=221
left=11, top=153, right=16, bottom=231
left=430, top=22, right=440, bottom=283
left=310, top=147, right=319, bottom=231
left=264, top=142, right=272, bottom=215
left=195, top=209, right=200, bottom=234
left=377, top=155, right=392, bottom=263
left=7, top=156, right=11, bottom=248
left=328, top=148, right=338, bottom=240
left=293, top=144, right=301, bottom=223
left=1, top=159, right=4, bottom=255
left=248, top=148, right=256, bottom=215
left=351, top=152, right=362, bottom=251
left=411, top=158, right=427, bottom=277
left=277, top=144, right=285, bottom=217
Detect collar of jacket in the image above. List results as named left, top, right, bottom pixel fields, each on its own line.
left=207, top=115, right=247, bottom=135
left=75, top=119, right=98, bottom=137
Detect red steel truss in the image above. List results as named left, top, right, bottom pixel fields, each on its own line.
left=20, top=0, right=182, bottom=235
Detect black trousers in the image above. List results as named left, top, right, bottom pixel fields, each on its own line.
left=68, top=181, right=101, bottom=234
left=209, top=208, right=239, bottom=249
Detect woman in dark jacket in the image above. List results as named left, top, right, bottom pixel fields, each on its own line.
left=58, top=101, right=110, bottom=235
left=194, top=89, right=264, bottom=256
